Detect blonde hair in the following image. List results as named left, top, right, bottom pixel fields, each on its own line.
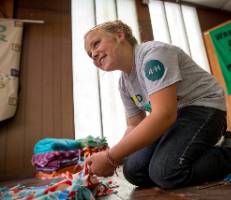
left=85, top=20, right=138, bottom=47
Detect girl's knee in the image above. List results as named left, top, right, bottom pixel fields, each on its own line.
left=123, top=162, right=142, bottom=186
left=149, top=165, right=191, bottom=189
left=122, top=161, right=133, bottom=181
left=123, top=161, right=154, bottom=187
left=123, top=161, right=142, bottom=186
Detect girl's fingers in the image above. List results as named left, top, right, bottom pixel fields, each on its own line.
left=86, top=159, right=92, bottom=165
left=86, top=155, right=93, bottom=164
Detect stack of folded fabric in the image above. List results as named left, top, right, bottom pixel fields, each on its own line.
left=79, top=135, right=108, bottom=157
left=0, top=136, right=116, bottom=199
left=32, top=136, right=108, bottom=179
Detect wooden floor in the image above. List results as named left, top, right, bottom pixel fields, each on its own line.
left=98, top=167, right=231, bottom=200
left=1, top=167, right=231, bottom=200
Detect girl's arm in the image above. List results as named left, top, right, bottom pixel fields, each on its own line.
left=123, top=111, right=146, bottom=138
left=109, top=83, right=177, bottom=164
left=86, top=84, right=177, bottom=177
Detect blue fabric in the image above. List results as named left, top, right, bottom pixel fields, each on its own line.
left=75, top=187, right=93, bottom=200
left=34, top=138, right=82, bottom=154
left=123, top=106, right=231, bottom=189
left=224, top=173, right=231, bottom=182
left=57, top=190, right=69, bottom=200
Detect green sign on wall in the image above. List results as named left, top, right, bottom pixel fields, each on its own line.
left=209, top=22, right=231, bottom=94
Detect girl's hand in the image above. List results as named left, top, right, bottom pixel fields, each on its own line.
left=86, top=151, right=115, bottom=177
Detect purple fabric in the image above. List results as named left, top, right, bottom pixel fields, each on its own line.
left=36, top=157, right=80, bottom=172
left=32, top=149, right=82, bottom=167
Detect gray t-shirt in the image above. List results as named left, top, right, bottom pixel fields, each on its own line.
left=119, top=41, right=226, bottom=118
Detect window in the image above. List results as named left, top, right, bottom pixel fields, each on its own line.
left=71, top=0, right=140, bottom=146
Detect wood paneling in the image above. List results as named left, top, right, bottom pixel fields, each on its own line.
left=0, top=0, right=14, bottom=18
left=197, top=8, right=231, bottom=33
left=0, top=0, right=74, bottom=181
left=135, top=0, right=153, bottom=42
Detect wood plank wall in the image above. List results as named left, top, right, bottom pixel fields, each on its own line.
left=197, top=8, right=231, bottom=32
left=0, top=0, right=74, bottom=181
left=0, top=0, right=14, bottom=18
left=135, top=0, right=153, bottom=42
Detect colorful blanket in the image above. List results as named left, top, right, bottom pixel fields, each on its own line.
left=0, top=163, right=117, bottom=200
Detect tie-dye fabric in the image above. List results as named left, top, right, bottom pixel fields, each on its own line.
left=0, top=164, right=117, bottom=200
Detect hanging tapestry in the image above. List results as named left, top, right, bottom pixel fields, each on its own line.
left=0, top=18, right=23, bottom=121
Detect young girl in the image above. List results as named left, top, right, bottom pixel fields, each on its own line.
left=84, top=20, right=231, bottom=189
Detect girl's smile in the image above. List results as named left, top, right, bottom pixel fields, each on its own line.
left=85, top=30, right=120, bottom=71
left=84, top=29, right=134, bottom=74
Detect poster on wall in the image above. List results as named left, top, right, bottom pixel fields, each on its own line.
left=209, top=21, right=231, bottom=94
left=0, top=18, right=23, bottom=121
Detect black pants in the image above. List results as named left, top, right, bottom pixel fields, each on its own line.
left=123, top=106, right=231, bottom=189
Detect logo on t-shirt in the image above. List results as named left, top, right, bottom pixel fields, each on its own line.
left=144, top=102, right=152, bottom=112
left=131, top=94, right=143, bottom=105
left=131, top=95, right=152, bottom=112
left=144, top=60, right=165, bottom=81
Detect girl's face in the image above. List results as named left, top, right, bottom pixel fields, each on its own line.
left=84, top=30, right=124, bottom=71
